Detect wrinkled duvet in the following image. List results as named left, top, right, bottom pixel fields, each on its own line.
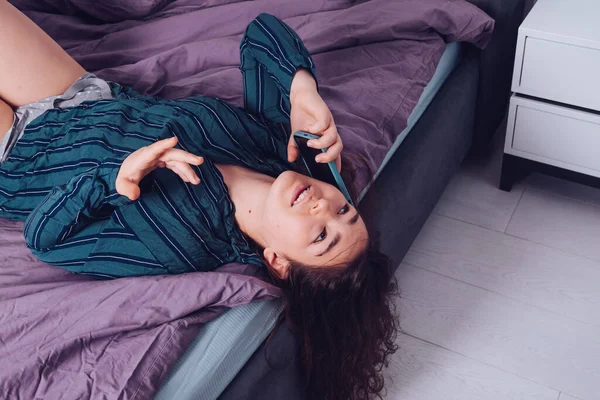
left=1, top=0, right=493, bottom=398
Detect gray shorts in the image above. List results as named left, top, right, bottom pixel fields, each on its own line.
left=0, top=72, right=114, bottom=163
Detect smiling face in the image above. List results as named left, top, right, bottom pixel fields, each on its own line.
left=259, top=171, right=368, bottom=277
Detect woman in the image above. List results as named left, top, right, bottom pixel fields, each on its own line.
left=0, top=3, right=399, bottom=399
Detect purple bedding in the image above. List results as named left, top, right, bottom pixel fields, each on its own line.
left=1, top=0, right=493, bottom=398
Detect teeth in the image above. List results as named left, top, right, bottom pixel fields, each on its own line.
left=293, top=187, right=309, bottom=206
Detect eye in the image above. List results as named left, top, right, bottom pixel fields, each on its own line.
left=338, top=204, right=350, bottom=215
left=314, top=227, right=327, bottom=243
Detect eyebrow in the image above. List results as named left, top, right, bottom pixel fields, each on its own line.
left=317, top=233, right=341, bottom=257
left=317, top=212, right=360, bottom=256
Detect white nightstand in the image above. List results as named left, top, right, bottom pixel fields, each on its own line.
left=499, top=0, right=600, bottom=191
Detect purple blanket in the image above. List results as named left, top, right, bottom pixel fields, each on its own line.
left=0, top=216, right=281, bottom=399
left=1, top=0, right=493, bottom=398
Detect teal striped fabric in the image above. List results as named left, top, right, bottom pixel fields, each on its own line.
left=0, top=13, right=316, bottom=278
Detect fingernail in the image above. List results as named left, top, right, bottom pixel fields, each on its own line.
left=307, top=141, right=315, bottom=147
left=315, top=155, right=323, bottom=162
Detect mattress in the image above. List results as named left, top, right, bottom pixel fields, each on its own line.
left=155, top=42, right=463, bottom=400
left=358, top=42, right=463, bottom=201
left=155, top=299, right=284, bottom=400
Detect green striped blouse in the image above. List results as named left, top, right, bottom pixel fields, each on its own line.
left=0, top=13, right=316, bottom=278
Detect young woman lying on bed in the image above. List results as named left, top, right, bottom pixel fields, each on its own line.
left=0, top=3, right=398, bottom=399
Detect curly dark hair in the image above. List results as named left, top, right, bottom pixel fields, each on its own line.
left=273, top=240, right=400, bottom=400
left=265, top=152, right=401, bottom=400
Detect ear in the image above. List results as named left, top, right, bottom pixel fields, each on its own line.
left=263, top=247, right=291, bottom=280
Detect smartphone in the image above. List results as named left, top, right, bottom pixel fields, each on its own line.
left=292, top=131, right=354, bottom=206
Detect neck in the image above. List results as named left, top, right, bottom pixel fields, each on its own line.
left=215, top=164, right=273, bottom=248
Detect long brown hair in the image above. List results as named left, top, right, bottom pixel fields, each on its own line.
left=266, top=151, right=400, bottom=399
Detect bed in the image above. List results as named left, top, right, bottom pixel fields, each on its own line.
left=157, top=41, right=465, bottom=400
left=0, top=0, right=524, bottom=399
left=221, top=1, right=526, bottom=398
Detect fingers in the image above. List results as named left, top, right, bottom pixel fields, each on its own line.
left=307, top=125, right=339, bottom=149
left=166, top=160, right=201, bottom=184
left=146, top=138, right=204, bottom=168
left=160, top=148, right=204, bottom=166
left=117, top=137, right=203, bottom=200
left=148, top=136, right=179, bottom=157
left=306, top=124, right=343, bottom=163
left=335, top=155, right=342, bottom=172
left=161, top=148, right=202, bottom=184
left=143, top=140, right=203, bottom=184
left=168, top=162, right=191, bottom=183
left=144, top=139, right=203, bottom=184
left=316, top=140, right=343, bottom=163
left=287, top=136, right=300, bottom=163
left=308, top=133, right=336, bottom=150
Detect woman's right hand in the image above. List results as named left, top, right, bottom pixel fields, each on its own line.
left=116, top=137, right=204, bottom=201
left=289, top=68, right=343, bottom=171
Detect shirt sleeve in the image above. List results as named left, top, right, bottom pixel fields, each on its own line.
left=23, top=158, right=133, bottom=253
left=240, top=13, right=318, bottom=105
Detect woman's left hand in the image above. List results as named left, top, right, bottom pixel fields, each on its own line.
left=289, top=69, right=343, bottom=172
left=116, top=137, right=204, bottom=201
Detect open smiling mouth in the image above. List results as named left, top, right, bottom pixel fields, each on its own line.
left=292, top=185, right=311, bottom=207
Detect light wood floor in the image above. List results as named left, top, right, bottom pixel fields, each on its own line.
left=383, top=120, right=599, bottom=400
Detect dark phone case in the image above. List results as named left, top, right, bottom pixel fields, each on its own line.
left=292, top=131, right=354, bottom=205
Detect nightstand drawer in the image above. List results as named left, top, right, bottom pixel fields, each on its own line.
left=514, top=37, right=600, bottom=112
left=506, top=95, right=600, bottom=177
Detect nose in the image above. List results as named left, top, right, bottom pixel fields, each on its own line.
left=309, top=198, right=331, bottom=216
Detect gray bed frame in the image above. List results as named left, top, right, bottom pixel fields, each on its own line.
left=218, top=0, right=526, bottom=398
